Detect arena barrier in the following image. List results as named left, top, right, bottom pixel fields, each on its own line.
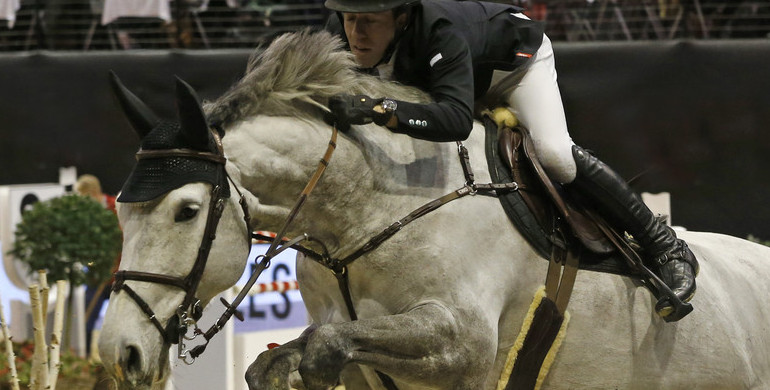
left=1, top=40, right=769, bottom=239
left=234, top=280, right=300, bottom=296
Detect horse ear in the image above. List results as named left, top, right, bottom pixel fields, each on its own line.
left=109, top=71, right=159, bottom=139
left=174, top=77, right=210, bottom=151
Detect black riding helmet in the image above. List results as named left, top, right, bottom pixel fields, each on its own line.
left=325, top=0, right=419, bottom=13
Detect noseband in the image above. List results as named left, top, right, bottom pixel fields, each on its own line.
left=111, top=129, right=253, bottom=363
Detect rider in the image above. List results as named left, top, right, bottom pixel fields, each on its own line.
left=322, top=0, right=698, bottom=321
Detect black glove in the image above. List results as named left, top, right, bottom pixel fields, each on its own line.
left=324, top=94, right=388, bottom=131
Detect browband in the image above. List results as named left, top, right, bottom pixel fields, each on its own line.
left=135, top=148, right=227, bottom=164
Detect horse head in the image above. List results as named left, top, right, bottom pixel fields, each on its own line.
left=98, top=73, right=254, bottom=389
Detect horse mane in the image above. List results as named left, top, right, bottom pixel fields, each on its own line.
left=204, top=29, right=430, bottom=127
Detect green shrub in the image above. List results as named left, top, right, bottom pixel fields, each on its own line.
left=9, top=194, right=121, bottom=288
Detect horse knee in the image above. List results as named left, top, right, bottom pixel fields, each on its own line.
left=299, top=325, right=350, bottom=388
left=413, top=303, right=496, bottom=384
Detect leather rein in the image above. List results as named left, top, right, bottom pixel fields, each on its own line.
left=113, top=124, right=518, bottom=364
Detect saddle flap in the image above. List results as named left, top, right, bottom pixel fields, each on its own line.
left=499, top=126, right=615, bottom=255
left=500, top=128, right=554, bottom=231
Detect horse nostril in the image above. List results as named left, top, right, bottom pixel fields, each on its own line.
left=123, top=345, right=143, bottom=375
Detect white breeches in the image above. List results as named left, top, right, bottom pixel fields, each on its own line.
left=489, top=33, right=578, bottom=184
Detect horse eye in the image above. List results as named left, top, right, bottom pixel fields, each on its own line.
left=175, top=205, right=199, bottom=222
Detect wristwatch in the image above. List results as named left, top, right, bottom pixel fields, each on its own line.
left=380, top=98, right=397, bottom=114
left=374, top=98, right=398, bottom=126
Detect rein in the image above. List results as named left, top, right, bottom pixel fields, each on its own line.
left=317, top=142, right=518, bottom=320
left=114, top=122, right=518, bottom=365
left=252, top=142, right=518, bottom=322
left=190, top=135, right=518, bottom=360
left=184, top=125, right=340, bottom=360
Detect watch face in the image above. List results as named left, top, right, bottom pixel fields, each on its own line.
left=382, top=99, right=397, bottom=113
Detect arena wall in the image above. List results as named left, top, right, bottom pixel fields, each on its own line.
left=1, top=40, right=769, bottom=238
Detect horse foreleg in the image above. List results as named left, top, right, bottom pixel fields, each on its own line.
left=246, top=324, right=317, bottom=390
left=299, top=302, right=495, bottom=389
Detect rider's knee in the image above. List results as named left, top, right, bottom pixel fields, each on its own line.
left=536, top=142, right=578, bottom=183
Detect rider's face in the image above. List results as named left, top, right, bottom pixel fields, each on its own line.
left=343, top=11, right=406, bottom=68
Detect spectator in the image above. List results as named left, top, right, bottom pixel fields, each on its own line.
left=75, top=174, right=120, bottom=354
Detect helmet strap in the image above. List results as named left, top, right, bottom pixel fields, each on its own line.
left=369, top=7, right=411, bottom=70
left=337, top=7, right=413, bottom=72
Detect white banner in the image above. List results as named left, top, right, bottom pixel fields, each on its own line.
left=0, top=183, right=65, bottom=289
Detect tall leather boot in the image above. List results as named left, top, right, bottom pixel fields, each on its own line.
left=568, top=145, right=699, bottom=320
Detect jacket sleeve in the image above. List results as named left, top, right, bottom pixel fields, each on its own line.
left=390, top=29, right=475, bottom=142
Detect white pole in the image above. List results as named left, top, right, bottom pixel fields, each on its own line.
left=38, top=271, right=50, bottom=325
left=0, top=287, right=21, bottom=390
left=48, top=280, right=67, bottom=390
left=29, top=285, right=49, bottom=390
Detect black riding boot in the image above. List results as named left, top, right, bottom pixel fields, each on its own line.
left=568, top=145, right=699, bottom=321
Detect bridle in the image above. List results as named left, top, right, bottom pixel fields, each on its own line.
left=111, top=125, right=339, bottom=364
left=112, top=121, right=519, bottom=365
left=111, top=129, right=254, bottom=363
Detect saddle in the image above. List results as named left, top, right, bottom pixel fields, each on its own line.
left=483, top=115, right=638, bottom=277
left=483, top=111, right=696, bottom=313
left=483, top=114, right=673, bottom=390
left=482, top=113, right=698, bottom=388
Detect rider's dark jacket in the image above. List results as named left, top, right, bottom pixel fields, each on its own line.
left=325, top=0, right=544, bottom=141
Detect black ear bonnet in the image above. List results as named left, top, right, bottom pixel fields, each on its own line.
left=111, top=73, right=230, bottom=203
left=117, top=121, right=229, bottom=203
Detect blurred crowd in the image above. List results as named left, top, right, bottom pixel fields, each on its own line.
left=0, top=0, right=768, bottom=51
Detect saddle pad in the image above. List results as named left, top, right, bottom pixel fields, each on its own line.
left=497, top=286, right=569, bottom=390
left=483, top=117, right=637, bottom=276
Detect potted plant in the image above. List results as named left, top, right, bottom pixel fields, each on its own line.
left=8, top=194, right=122, bottom=354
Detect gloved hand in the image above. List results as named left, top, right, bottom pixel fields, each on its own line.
left=324, top=94, right=388, bottom=131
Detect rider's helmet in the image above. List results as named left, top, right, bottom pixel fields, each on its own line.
left=324, top=0, right=419, bottom=13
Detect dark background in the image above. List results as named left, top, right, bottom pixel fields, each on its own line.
left=1, top=40, right=768, bottom=239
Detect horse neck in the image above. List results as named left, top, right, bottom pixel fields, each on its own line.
left=223, top=115, right=461, bottom=255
